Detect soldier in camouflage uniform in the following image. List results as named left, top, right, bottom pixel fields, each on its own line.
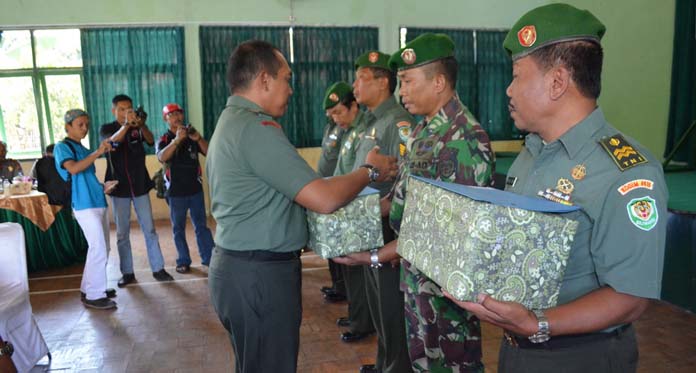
left=338, top=33, right=495, bottom=372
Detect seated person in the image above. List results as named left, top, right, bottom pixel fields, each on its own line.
left=0, top=141, right=23, bottom=181
left=31, top=144, right=70, bottom=206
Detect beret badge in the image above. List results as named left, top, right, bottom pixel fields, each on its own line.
left=517, top=25, right=537, bottom=47
left=401, top=48, right=416, bottom=65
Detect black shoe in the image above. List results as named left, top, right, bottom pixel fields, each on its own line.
left=83, top=297, right=117, bottom=310
left=81, top=288, right=116, bottom=301
left=117, top=274, right=136, bottom=288
left=336, top=317, right=351, bottom=327
left=359, top=364, right=379, bottom=373
left=153, top=269, right=174, bottom=282
left=320, top=286, right=335, bottom=295
left=341, top=331, right=371, bottom=343
left=324, top=292, right=347, bottom=303
left=175, top=265, right=191, bottom=274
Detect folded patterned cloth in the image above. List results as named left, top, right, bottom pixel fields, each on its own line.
left=397, top=176, right=579, bottom=309
left=308, top=186, right=384, bottom=259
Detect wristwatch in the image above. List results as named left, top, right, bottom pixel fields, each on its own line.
left=528, top=309, right=550, bottom=343
left=0, top=340, right=14, bottom=357
left=359, top=164, right=380, bottom=183
left=369, top=249, right=383, bottom=269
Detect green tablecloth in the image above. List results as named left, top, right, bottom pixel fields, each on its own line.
left=0, top=207, right=87, bottom=272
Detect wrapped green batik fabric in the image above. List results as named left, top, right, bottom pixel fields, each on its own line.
left=308, top=186, right=384, bottom=259
left=397, top=176, right=579, bottom=309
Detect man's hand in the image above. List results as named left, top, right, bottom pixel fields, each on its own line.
left=187, top=126, right=201, bottom=142
left=333, top=251, right=371, bottom=266
left=97, top=139, right=113, bottom=156
left=442, top=291, right=538, bottom=337
left=365, top=146, right=398, bottom=182
left=175, top=126, right=187, bottom=143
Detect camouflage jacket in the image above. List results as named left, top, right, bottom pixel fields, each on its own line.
left=390, top=95, right=495, bottom=295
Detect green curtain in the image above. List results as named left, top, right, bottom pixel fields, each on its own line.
left=81, top=27, right=187, bottom=152
left=665, top=0, right=696, bottom=167
left=476, top=30, right=519, bottom=140
left=199, top=26, right=290, bottom=140
left=287, top=27, right=378, bottom=147
left=405, top=28, right=515, bottom=140
left=0, top=208, right=87, bottom=272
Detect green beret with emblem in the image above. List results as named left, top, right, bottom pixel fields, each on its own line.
left=389, top=33, right=455, bottom=71
left=354, top=51, right=391, bottom=71
left=503, top=3, right=606, bottom=60
left=323, top=81, right=352, bottom=110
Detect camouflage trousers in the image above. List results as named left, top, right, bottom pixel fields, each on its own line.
left=404, top=291, right=484, bottom=373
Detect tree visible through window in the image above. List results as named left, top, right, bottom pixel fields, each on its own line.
left=0, top=28, right=86, bottom=159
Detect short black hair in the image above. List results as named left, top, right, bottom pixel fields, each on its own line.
left=227, top=40, right=285, bottom=94
left=368, top=67, right=397, bottom=94
left=338, top=91, right=357, bottom=108
left=45, top=144, right=55, bottom=154
left=422, top=57, right=458, bottom=90
left=112, top=94, right=132, bottom=106
left=530, top=40, right=603, bottom=99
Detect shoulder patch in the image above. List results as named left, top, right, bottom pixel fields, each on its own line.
left=599, top=134, right=647, bottom=171
left=261, top=120, right=282, bottom=129
left=617, top=179, right=654, bottom=196
left=396, top=121, right=412, bottom=142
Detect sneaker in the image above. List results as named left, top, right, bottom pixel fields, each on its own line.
left=153, top=269, right=174, bottom=282
left=83, top=297, right=117, bottom=310
left=175, top=265, right=190, bottom=274
left=117, top=273, right=136, bottom=288
left=81, top=288, right=116, bottom=301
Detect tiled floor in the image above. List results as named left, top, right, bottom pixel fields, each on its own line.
left=25, top=218, right=696, bottom=372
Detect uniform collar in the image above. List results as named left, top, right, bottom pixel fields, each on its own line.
left=437, top=94, right=463, bottom=122
left=349, top=110, right=365, bottom=129
left=525, top=107, right=605, bottom=159
left=227, top=95, right=273, bottom=118
left=370, top=96, right=399, bottom=118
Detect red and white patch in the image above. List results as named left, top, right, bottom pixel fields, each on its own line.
left=261, top=120, right=281, bottom=129
left=617, top=179, right=654, bottom=196
left=329, top=93, right=339, bottom=102
left=517, top=25, right=537, bottom=47
left=368, top=52, right=379, bottom=63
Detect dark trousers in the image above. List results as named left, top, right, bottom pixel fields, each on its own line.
left=342, top=263, right=375, bottom=334
left=499, top=324, right=638, bottom=373
left=209, top=248, right=302, bottom=373
left=329, top=259, right=346, bottom=295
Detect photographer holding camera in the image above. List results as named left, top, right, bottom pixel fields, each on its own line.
left=100, top=94, right=173, bottom=287
left=156, top=103, right=214, bottom=274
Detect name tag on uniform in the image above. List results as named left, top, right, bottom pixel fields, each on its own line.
left=506, top=176, right=517, bottom=188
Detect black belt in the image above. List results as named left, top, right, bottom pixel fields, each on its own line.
left=504, top=323, right=632, bottom=350
left=215, top=247, right=302, bottom=262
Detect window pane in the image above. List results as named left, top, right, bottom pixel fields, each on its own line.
left=0, top=77, right=42, bottom=158
left=0, top=30, right=33, bottom=70
left=35, top=29, right=82, bottom=68
left=44, top=74, right=86, bottom=144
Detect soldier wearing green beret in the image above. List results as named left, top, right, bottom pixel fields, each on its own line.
left=317, top=82, right=349, bottom=304
left=444, top=4, right=667, bottom=373
left=323, top=81, right=378, bottom=341
left=206, top=40, right=398, bottom=373
left=338, top=33, right=495, bottom=372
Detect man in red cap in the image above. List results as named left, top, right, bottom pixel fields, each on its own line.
left=156, top=103, right=214, bottom=273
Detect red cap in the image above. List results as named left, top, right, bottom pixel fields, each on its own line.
left=162, top=103, right=184, bottom=120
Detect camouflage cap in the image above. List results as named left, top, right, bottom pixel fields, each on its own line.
left=354, top=51, right=391, bottom=71
left=64, top=108, right=88, bottom=124
left=389, top=33, right=455, bottom=71
left=323, top=82, right=352, bottom=110
left=503, top=3, right=606, bottom=60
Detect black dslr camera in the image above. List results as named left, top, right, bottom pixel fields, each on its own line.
left=134, top=105, right=148, bottom=122
left=184, top=123, right=197, bottom=135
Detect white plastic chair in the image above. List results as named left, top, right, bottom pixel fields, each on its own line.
left=0, top=222, right=50, bottom=373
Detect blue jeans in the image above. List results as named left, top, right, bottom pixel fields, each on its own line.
left=111, top=194, right=165, bottom=274
left=167, top=191, right=214, bottom=266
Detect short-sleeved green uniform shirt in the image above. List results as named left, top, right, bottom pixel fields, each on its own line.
left=317, top=121, right=345, bottom=177
left=506, top=108, right=667, bottom=304
left=352, top=97, right=416, bottom=196
left=206, top=96, right=320, bottom=253
left=334, top=111, right=370, bottom=176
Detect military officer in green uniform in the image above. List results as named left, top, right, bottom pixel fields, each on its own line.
left=322, top=81, right=377, bottom=341
left=345, top=50, right=416, bottom=373
left=445, top=4, right=667, bottom=373
left=206, top=40, right=397, bottom=373
left=338, top=34, right=495, bottom=372
left=318, top=83, right=348, bottom=303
